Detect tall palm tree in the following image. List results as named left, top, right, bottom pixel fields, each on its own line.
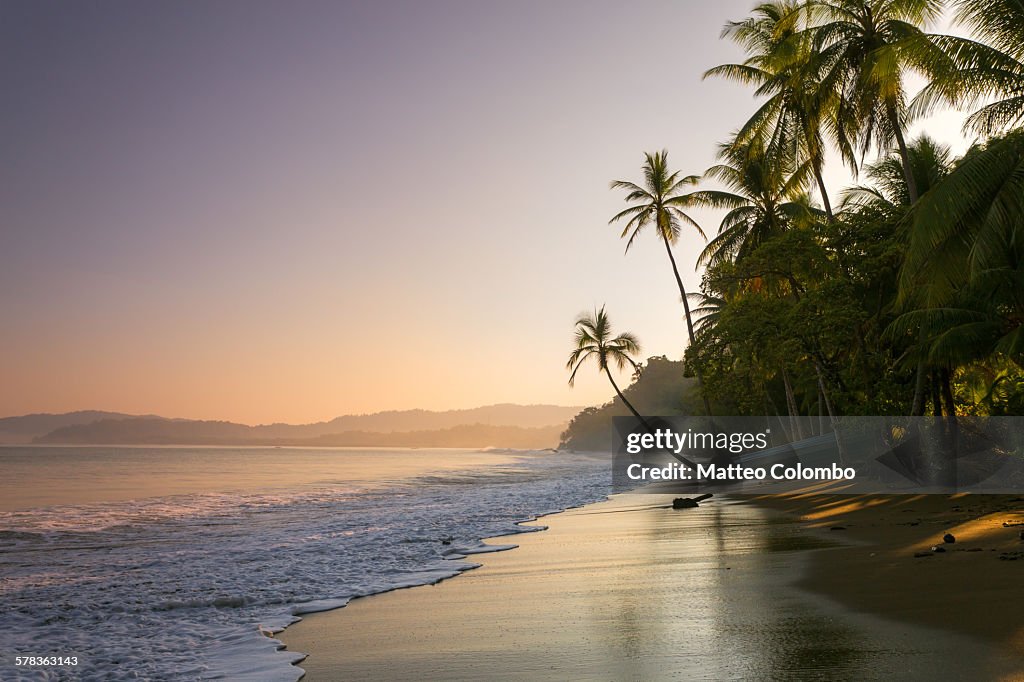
left=609, top=150, right=712, bottom=413
left=566, top=306, right=647, bottom=423
left=689, top=140, right=817, bottom=267
left=812, top=0, right=946, bottom=203
left=706, top=1, right=844, bottom=221
left=896, top=4, right=1024, bottom=407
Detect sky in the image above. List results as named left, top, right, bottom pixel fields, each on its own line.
left=0, top=1, right=972, bottom=424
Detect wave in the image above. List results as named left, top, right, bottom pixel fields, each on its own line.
left=0, top=450, right=610, bottom=680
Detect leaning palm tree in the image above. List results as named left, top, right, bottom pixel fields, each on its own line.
left=812, top=0, right=947, bottom=203
left=610, top=150, right=711, bottom=413
left=566, top=306, right=647, bottom=423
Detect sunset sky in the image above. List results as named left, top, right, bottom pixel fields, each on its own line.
left=1, top=1, right=970, bottom=424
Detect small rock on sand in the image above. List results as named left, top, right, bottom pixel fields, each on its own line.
left=943, top=533, right=956, bottom=544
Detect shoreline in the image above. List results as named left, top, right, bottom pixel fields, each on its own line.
left=279, top=491, right=1024, bottom=680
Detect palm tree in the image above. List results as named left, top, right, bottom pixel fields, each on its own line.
left=895, top=4, right=1024, bottom=409
left=844, top=134, right=953, bottom=414
left=566, top=306, right=647, bottom=423
left=812, top=0, right=946, bottom=203
left=705, top=1, right=844, bottom=221
left=609, top=150, right=712, bottom=414
left=911, top=0, right=1024, bottom=136
left=689, top=139, right=817, bottom=267
left=898, top=130, right=1024, bottom=369
left=840, top=134, right=952, bottom=210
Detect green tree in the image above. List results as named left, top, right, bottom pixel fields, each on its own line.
left=609, top=150, right=712, bottom=413
left=897, top=131, right=1024, bottom=372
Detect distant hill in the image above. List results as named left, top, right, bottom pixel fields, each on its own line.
left=246, top=404, right=582, bottom=439
left=559, top=357, right=698, bottom=451
left=0, top=411, right=144, bottom=444
left=12, top=404, right=581, bottom=448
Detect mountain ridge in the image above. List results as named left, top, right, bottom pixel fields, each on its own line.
left=1, top=404, right=582, bottom=447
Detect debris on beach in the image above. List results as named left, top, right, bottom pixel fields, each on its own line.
left=931, top=545, right=946, bottom=553
left=943, top=533, right=956, bottom=544
left=672, top=493, right=713, bottom=509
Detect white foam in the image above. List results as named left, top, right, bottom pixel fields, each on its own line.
left=0, top=450, right=609, bottom=680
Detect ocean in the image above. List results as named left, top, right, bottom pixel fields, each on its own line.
left=0, top=446, right=610, bottom=680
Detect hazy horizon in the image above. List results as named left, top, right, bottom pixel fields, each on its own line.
left=0, top=401, right=585, bottom=425
left=1, top=1, right=970, bottom=424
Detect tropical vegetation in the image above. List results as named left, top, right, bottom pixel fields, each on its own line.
left=570, top=0, right=1024, bottom=425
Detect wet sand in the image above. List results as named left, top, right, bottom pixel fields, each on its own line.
left=280, top=493, right=1024, bottom=680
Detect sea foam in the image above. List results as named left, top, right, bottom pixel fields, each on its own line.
left=0, top=450, right=608, bottom=680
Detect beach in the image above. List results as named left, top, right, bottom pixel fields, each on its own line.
left=281, top=491, right=1024, bottom=680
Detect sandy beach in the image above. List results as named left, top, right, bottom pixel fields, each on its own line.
left=280, top=491, right=1024, bottom=680
left=755, top=488, right=1024, bottom=658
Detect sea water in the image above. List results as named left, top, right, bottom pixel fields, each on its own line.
left=0, top=447, right=610, bottom=680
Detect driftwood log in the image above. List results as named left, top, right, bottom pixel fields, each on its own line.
left=672, top=493, right=714, bottom=509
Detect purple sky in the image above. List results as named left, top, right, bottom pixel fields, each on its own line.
left=0, top=1, right=965, bottom=423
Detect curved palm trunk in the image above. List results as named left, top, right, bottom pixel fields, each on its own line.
left=661, top=233, right=713, bottom=415
left=813, top=168, right=835, bottom=223
left=888, top=104, right=920, bottom=204
left=798, top=111, right=835, bottom=223
left=605, top=369, right=649, bottom=429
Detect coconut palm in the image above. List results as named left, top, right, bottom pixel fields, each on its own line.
left=566, top=306, right=647, bottom=423
left=689, top=139, right=817, bottom=268
left=706, top=1, right=844, bottom=221
left=844, top=134, right=954, bottom=414
left=894, top=4, right=1024, bottom=411
left=689, top=292, right=729, bottom=337
left=609, top=150, right=712, bottom=413
left=841, top=134, right=953, bottom=211
left=912, top=0, right=1024, bottom=136
left=812, top=0, right=947, bottom=203
left=898, top=130, right=1024, bottom=369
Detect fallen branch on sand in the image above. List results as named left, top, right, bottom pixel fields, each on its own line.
left=673, top=493, right=714, bottom=509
